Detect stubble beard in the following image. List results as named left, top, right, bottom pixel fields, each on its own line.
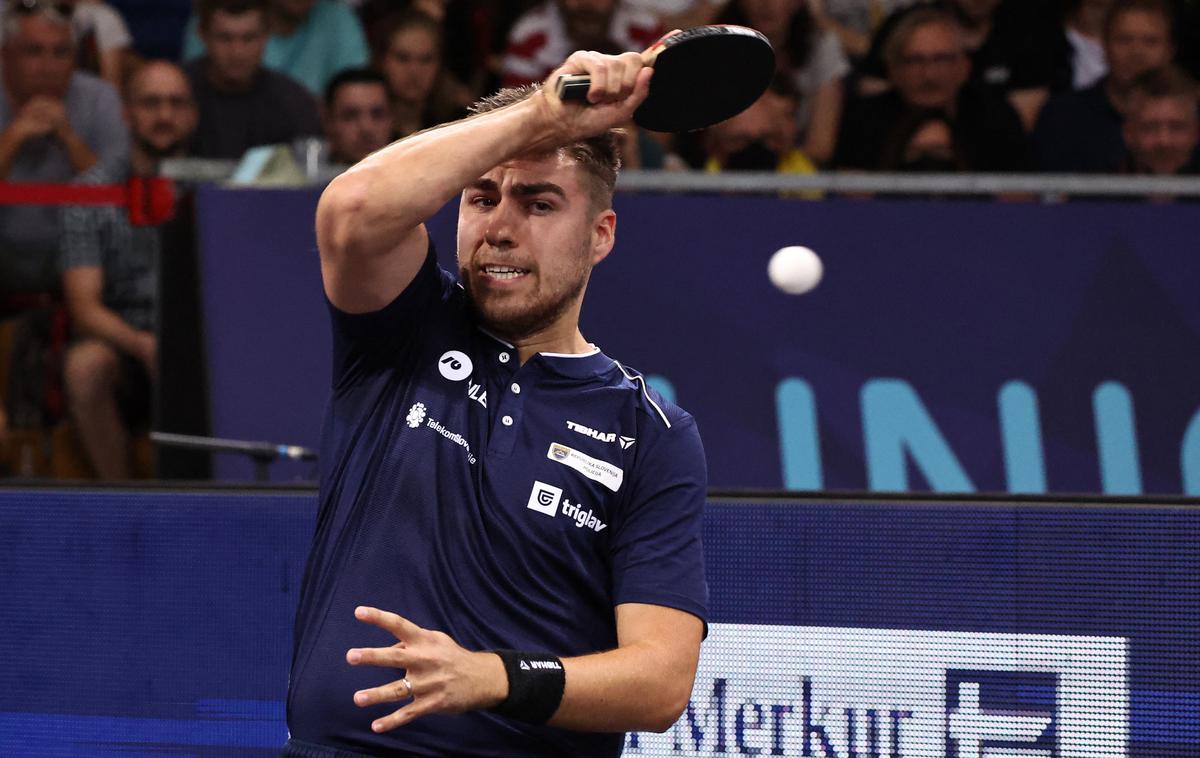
left=461, top=255, right=590, bottom=342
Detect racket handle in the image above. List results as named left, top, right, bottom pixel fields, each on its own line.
left=555, top=74, right=593, bottom=102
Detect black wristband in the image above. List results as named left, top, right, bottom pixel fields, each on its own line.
left=489, top=649, right=566, bottom=724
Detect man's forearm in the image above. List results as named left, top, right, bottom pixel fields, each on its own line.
left=319, top=95, right=563, bottom=260
left=549, top=641, right=698, bottom=733
left=58, top=127, right=98, bottom=174
left=0, top=126, right=27, bottom=179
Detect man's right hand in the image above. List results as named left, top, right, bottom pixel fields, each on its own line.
left=8, top=97, right=68, bottom=143
left=534, top=49, right=655, bottom=144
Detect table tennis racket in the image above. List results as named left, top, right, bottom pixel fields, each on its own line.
left=554, top=25, right=776, bottom=133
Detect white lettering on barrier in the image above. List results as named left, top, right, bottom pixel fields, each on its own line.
left=627, top=625, right=1128, bottom=757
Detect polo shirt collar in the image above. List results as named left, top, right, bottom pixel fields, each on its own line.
left=476, top=327, right=613, bottom=380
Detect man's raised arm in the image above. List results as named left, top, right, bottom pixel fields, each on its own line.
left=315, top=51, right=653, bottom=314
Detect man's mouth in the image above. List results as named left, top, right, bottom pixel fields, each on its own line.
left=480, top=265, right=530, bottom=281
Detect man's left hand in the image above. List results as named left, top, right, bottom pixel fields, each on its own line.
left=346, top=606, right=508, bottom=733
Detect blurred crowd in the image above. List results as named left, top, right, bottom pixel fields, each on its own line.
left=0, top=0, right=1198, bottom=479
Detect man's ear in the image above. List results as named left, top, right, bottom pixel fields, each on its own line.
left=590, top=207, right=616, bottom=265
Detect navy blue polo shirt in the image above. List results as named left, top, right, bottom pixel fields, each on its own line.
left=287, top=244, right=709, bottom=757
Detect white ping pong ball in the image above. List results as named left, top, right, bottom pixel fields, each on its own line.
left=768, top=246, right=824, bottom=295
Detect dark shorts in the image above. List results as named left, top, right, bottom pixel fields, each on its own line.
left=282, top=738, right=424, bottom=757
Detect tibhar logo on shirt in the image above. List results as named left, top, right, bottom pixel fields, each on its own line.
left=438, top=350, right=473, bottom=381
left=526, top=480, right=607, bottom=532
left=566, top=420, right=634, bottom=450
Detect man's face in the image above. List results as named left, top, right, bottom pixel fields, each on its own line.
left=324, top=81, right=391, bottom=165
left=890, top=21, right=970, bottom=109
left=1105, top=10, right=1173, bottom=87
left=456, top=153, right=613, bottom=340
left=1124, top=95, right=1199, bottom=174
left=559, top=0, right=617, bottom=46
left=200, top=9, right=268, bottom=89
left=381, top=26, right=439, bottom=105
left=2, top=15, right=74, bottom=101
left=126, top=63, right=197, bottom=157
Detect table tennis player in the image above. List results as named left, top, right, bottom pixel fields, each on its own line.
left=283, top=46, right=708, bottom=757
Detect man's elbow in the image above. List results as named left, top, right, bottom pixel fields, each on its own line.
left=316, top=173, right=370, bottom=259
left=641, top=678, right=694, bottom=732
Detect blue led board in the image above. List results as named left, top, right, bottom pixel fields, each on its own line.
left=0, top=490, right=1195, bottom=756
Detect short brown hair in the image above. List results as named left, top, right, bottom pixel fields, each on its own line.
left=468, top=84, right=622, bottom=211
left=197, top=0, right=267, bottom=30
left=1103, top=0, right=1174, bottom=41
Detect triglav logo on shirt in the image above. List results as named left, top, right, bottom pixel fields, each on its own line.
left=526, top=480, right=607, bottom=532
left=438, top=350, right=473, bottom=381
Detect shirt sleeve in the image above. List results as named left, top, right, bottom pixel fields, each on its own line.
left=328, top=4, right=370, bottom=83
left=609, top=413, right=709, bottom=622
left=327, top=241, right=446, bottom=390
left=181, top=14, right=205, bottom=60
left=88, top=5, right=133, bottom=51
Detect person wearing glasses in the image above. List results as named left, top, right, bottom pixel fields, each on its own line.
left=833, top=5, right=1030, bottom=171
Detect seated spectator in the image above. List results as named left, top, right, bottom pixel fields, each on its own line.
left=183, top=0, right=321, bottom=160
left=500, top=0, right=661, bottom=87
left=697, top=73, right=815, bottom=175
left=1033, top=0, right=1175, bottom=173
left=59, top=60, right=196, bottom=479
left=183, top=0, right=370, bottom=96
left=0, top=0, right=128, bottom=297
left=321, top=66, right=390, bottom=166
left=834, top=6, right=1029, bottom=170
left=716, top=0, right=848, bottom=166
left=878, top=107, right=968, bottom=170
left=374, top=8, right=467, bottom=139
left=622, top=0, right=723, bottom=30
left=1122, top=64, right=1199, bottom=174
left=853, top=0, right=1060, bottom=129
left=1054, top=0, right=1114, bottom=91
left=0, top=0, right=137, bottom=91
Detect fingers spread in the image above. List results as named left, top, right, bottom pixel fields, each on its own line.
left=355, top=605, right=422, bottom=640
left=354, top=677, right=414, bottom=707
left=371, top=698, right=440, bottom=733
left=346, top=643, right=409, bottom=667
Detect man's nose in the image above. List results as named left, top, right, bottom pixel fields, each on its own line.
left=484, top=199, right=518, bottom=248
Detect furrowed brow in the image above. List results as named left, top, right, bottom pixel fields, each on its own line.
left=512, top=182, right=567, bottom=200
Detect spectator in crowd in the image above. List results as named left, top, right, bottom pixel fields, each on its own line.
left=695, top=72, right=816, bottom=174
left=0, top=0, right=137, bottom=91
left=834, top=6, right=1029, bottom=170
left=500, top=0, right=661, bottom=87
left=1122, top=64, right=1199, bottom=174
left=59, top=60, right=196, bottom=479
left=716, top=0, right=848, bottom=166
left=853, top=0, right=1060, bottom=130
left=374, top=8, right=467, bottom=139
left=1033, top=0, right=1175, bottom=172
left=321, top=66, right=391, bottom=166
left=183, top=0, right=370, bottom=96
left=0, top=0, right=128, bottom=297
left=1054, top=0, right=1114, bottom=91
left=183, top=0, right=321, bottom=160
left=877, top=107, right=968, bottom=170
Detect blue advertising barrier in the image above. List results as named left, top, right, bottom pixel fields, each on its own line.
left=0, top=488, right=1195, bottom=756
left=194, top=188, right=1200, bottom=494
